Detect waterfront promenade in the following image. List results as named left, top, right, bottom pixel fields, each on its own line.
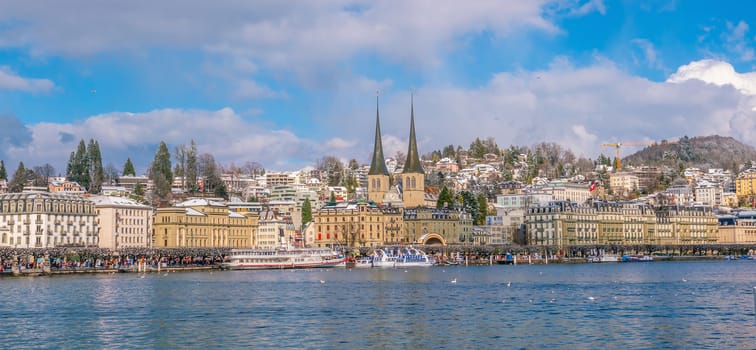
left=2, top=243, right=755, bottom=276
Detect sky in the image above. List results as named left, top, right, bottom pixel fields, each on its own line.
left=2, top=0, right=756, bottom=175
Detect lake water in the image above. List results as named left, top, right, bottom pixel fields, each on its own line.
left=1, top=261, right=754, bottom=349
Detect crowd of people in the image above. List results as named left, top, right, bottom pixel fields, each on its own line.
left=0, top=247, right=230, bottom=273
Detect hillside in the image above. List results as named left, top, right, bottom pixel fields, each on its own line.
left=623, top=135, right=756, bottom=171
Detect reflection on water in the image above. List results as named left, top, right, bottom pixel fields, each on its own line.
left=0, top=261, right=754, bottom=349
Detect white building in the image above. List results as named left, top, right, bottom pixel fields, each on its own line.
left=91, top=195, right=153, bottom=249
left=694, top=182, right=723, bottom=207
left=0, top=192, right=99, bottom=248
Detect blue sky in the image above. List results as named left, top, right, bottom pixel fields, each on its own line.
left=2, top=0, right=756, bottom=174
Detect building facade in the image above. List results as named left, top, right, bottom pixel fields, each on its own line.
left=91, top=195, right=153, bottom=250
left=152, top=198, right=258, bottom=248
left=526, top=201, right=718, bottom=249
left=0, top=192, right=99, bottom=248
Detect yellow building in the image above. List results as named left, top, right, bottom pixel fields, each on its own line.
left=257, top=210, right=295, bottom=249
left=153, top=198, right=258, bottom=248
left=313, top=202, right=402, bottom=249
left=526, top=201, right=718, bottom=249
left=403, top=207, right=472, bottom=245
left=735, top=168, right=756, bottom=198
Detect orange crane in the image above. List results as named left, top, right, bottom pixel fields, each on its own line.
left=600, top=141, right=655, bottom=170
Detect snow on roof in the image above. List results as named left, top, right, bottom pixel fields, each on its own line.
left=176, top=198, right=226, bottom=207
left=185, top=208, right=205, bottom=216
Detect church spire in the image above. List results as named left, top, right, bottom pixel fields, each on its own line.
left=368, top=92, right=389, bottom=176
left=403, top=92, right=424, bottom=174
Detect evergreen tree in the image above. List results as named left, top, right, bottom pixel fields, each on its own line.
left=67, top=139, right=90, bottom=190
left=329, top=191, right=336, bottom=204
left=436, top=186, right=454, bottom=209
left=88, top=139, right=104, bottom=193
left=476, top=194, right=488, bottom=225
left=8, top=162, right=27, bottom=193
left=122, top=158, right=136, bottom=176
left=301, top=198, right=313, bottom=228
left=459, top=190, right=479, bottom=224
left=0, top=160, right=6, bottom=180
left=149, top=141, right=173, bottom=202
left=186, top=140, right=198, bottom=193
left=134, top=182, right=145, bottom=196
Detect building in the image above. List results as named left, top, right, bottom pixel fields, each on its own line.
left=152, top=198, right=258, bottom=248
left=117, top=175, right=151, bottom=193
left=540, top=181, right=593, bottom=204
left=256, top=210, right=295, bottom=249
left=0, top=192, right=99, bottom=248
left=48, top=180, right=86, bottom=195
left=91, top=195, right=152, bottom=249
left=609, top=172, right=639, bottom=194
left=525, top=201, right=718, bottom=249
left=693, top=182, right=723, bottom=207
left=403, top=208, right=472, bottom=245
left=717, top=211, right=756, bottom=244
left=400, top=95, right=426, bottom=208
left=313, top=201, right=402, bottom=249
left=735, top=168, right=756, bottom=199
left=367, top=95, right=391, bottom=205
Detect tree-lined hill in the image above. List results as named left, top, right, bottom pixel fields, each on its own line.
left=624, top=135, right=756, bottom=171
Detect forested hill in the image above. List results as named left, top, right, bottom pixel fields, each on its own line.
left=623, top=135, right=756, bottom=171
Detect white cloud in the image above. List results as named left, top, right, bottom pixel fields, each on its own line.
left=723, top=20, right=755, bottom=61
left=0, top=1, right=589, bottom=79
left=0, top=66, right=54, bottom=92
left=234, top=80, right=283, bottom=99
left=631, top=38, right=662, bottom=69
left=6, top=108, right=323, bottom=173
left=667, top=59, right=756, bottom=95
left=8, top=58, right=756, bottom=173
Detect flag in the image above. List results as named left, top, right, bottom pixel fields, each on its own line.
left=589, top=180, right=598, bottom=192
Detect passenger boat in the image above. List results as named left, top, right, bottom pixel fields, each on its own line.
left=221, top=247, right=345, bottom=270
left=588, top=254, right=620, bottom=262
left=621, top=255, right=654, bottom=262
left=369, top=247, right=435, bottom=268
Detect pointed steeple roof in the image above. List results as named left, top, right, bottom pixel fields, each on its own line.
left=368, top=93, right=389, bottom=176
left=403, top=93, right=424, bottom=174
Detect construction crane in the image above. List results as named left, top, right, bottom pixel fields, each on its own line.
left=600, top=141, right=655, bottom=171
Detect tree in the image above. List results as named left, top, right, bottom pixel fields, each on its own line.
left=344, top=174, right=358, bottom=200
left=476, top=194, right=488, bottom=225
left=134, top=182, right=145, bottom=196
left=301, top=198, right=313, bottom=228
left=437, top=186, right=454, bottom=209
left=459, top=190, right=480, bottom=225
left=104, top=163, right=119, bottom=185
left=316, top=156, right=344, bottom=186
left=122, top=158, right=136, bottom=176
left=32, top=164, right=55, bottom=187
left=174, top=144, right=187, bottom=190
left=198, top=153, right=227, bottom=199
left=8, top=162, right=27, bottom=193
left=149, top=141, right=173, bottom=202
left=0, top=160, right=7, bottom=181
left=186, top=140, right=198, bottom=193
left=88, top=139, right=104, bottom=193
left=66, top=140, right=90, bottom=189
left=347, top=158, right=359, bottom=170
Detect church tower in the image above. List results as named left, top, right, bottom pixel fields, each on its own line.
left=401, top=93, right=425, bottom=208
left=367, top=94, right=390, bottom=204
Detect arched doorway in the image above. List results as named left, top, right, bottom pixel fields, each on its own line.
left=417, top=233, right=446, bottom=246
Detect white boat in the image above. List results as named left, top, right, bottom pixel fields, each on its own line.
left=599, top=254, right=620, bottom=262
left=367, top=247, right=435, bottom=268
left=353, top=256, right=374, bottom=268
left=221, top=247, right=345, bottom=270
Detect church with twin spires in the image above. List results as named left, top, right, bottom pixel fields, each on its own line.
left=367, top=94, right=428, bottom=208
